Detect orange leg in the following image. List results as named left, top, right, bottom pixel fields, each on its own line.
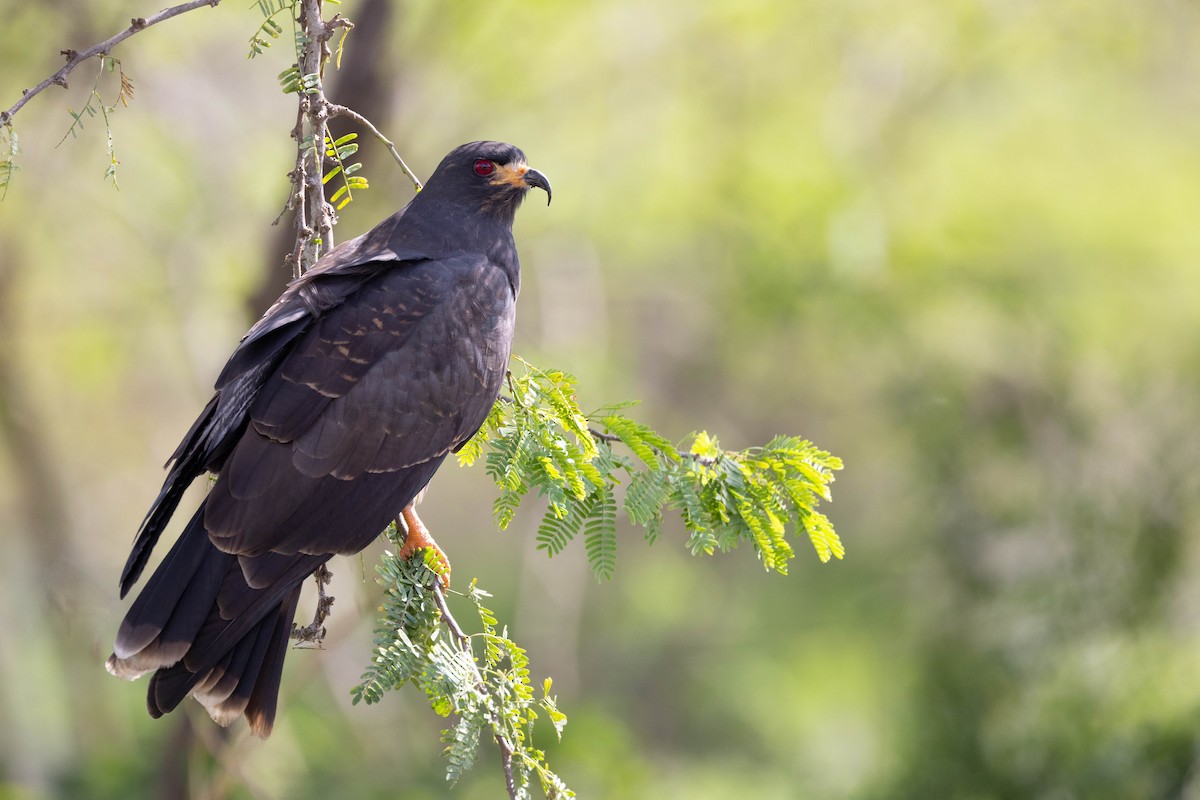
left=398, top=504, right=451, bottom=587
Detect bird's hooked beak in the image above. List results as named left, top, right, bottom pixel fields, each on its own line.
left=490, top=160, right=553, bottom=205
left=522, top=167, right=552, bottom=205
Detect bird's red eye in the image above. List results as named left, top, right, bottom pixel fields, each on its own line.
left=474, top=159, right=495, bottom=176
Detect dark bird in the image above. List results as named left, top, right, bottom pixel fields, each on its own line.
left=107, top=141, right=551, bottom=737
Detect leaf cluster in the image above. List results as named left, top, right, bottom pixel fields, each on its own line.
left=322, top=132, right=367, bottom=210
left=352, top=524, right=573, bottom=798
left=459, top=357, right=844, bottom=580
left=276, top=66, right=319, bottom=95
left=358, top=357, right=843, bottom=793
left=458, top=358, right=616, bottom=575
left=251, top=0, right=349, bottom=64
left=248, top=0, right=296, bottom=59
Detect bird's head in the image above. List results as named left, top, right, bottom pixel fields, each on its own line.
left=419, top=141, right=552, bottom=220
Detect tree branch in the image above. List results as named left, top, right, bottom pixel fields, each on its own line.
left=289, top=562, right=334, bottom=645
left=430, top=581, right=521, bottom=800
left=327, top=103, right=423, bottom=192
left=281, top=2, right=358, bottom=276
left=0, top=0, right=223, bottom=127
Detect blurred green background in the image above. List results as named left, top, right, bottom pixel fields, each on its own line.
left=3, top=0, right=1200, bottom=797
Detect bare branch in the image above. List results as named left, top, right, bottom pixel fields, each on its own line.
left=327, top=103, right=424, bottom=192
left=283, top=104, right=313, bottom=278
left=292, top=0, right=334, bottom=274
left=285, top=1, right=361, bottom=275
left=290, top=562, right=334, bottom=645
left=431, top=582, right=471, bottom=645
left=0, top=0, right=223, bottom=127
left=587, top=426, right=622, bottom=444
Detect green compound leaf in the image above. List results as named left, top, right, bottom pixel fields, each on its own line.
left=354, top=529, right=574, bottom=796
left=464, top=358, right=844, bottom=578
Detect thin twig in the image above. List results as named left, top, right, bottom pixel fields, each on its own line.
left=326, top=102, right=423, bottom=192
left=588, top=423, right=717, bottom=465
left=431, top=581, right=470, bottom=645
left=587, top=426, right=622, bottom=444
left=0, top=0, right=222, bottom=127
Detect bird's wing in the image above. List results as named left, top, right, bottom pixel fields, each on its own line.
left=203, top=254, right=516, bottom=558
left=119, top=240, right=429, bottom=597
left=215, top=228, right=432, bottom=395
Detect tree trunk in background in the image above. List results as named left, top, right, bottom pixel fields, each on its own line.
left=0, top=246, right=74, bottom=596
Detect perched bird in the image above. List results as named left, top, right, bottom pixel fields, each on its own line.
left=107, top=141, right=551, bottom=737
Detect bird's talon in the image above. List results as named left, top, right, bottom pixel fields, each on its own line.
left=399, top=505, right=452, bottom=588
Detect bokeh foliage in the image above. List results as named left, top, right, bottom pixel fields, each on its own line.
left=3, top=0, right=1200, bottom=798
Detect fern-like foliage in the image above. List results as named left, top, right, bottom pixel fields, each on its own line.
left=253, top=0, right=349, bottom=71
left=323, top=132, right=368, bottom=210
left=360, top=357, right=843, bottom=791
left=353, top=523, right=574, bottom=799
left=459, top=356, right=845, bottom=580
left=248, top=0, right=295, bottom=59
left=0, top=125, right=18, bottom=201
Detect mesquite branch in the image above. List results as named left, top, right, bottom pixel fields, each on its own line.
left=284, top=1, right=355, bottom=276
left=0, top=0, right=222, bottom=128
left=327, top=103, right=423, bottom=192
left=430, top=582, right=522, bottom=800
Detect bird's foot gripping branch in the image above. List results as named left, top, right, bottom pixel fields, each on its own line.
left=358, top=356, right=844, bottom=797
left=354, top=532, right=571, bottom=799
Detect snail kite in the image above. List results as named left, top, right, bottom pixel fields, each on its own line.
left=106, top=141, right=551, bottom=737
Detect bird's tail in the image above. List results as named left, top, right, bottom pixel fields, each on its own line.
left=107, top=501, right=322, bottom=738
